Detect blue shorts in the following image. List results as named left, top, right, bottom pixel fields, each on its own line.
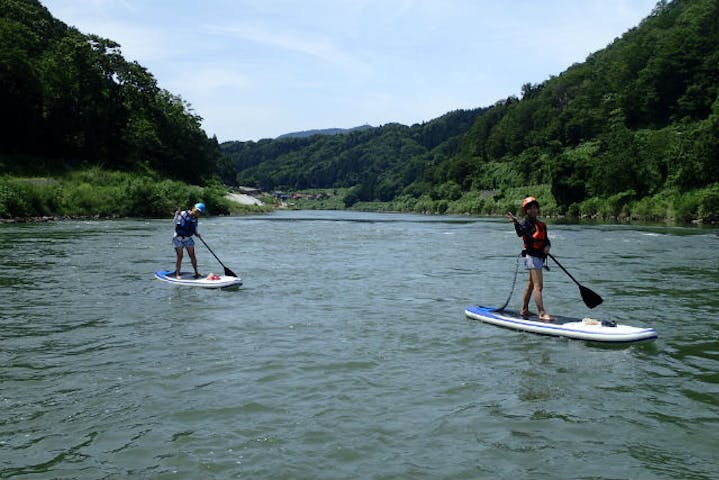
left=173, top=235, right=195, bottom=248
left=524, top=255, right=545, bottom=270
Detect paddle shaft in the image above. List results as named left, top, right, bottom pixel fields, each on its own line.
left=197, top=235, right=237, bottom=277
left=548, top=253, right=603, bottom=308
left=547, top=253, right=580, bottom=285
left=512, top=218, right=579, bottom=285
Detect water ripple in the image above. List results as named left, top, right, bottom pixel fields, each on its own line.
left=1, top=214, right=718, bottom=479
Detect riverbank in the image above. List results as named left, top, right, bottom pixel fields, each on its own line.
left=2, top=169, right=717, bottom=224
left=280, top=185, right=719, bottom=225
left=0, top=168, right=271, bottom=220
left=225, top=192, right=265, bottom=206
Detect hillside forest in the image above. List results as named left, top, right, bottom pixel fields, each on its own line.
left=222, top=0, right=719, bottom=222
left=1, top=0, right=718, bottom=222
left=0, top=0, right=238, bottom=217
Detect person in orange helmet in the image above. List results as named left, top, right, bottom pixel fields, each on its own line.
left=506, top=196, right=553, bottom=321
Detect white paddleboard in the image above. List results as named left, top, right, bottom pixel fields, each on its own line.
left=154, top=270, right=242, bottom=289
left=465, top=305, right=656, bottom=343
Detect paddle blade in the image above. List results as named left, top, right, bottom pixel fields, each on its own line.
left=224, top=266, right=238, bottom=278
left=580, top=285, right=603, bottom=309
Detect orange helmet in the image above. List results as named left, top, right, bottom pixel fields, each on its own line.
left=522, top=196, right=539, bottom=211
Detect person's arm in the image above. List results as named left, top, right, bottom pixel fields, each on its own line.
left=505, top=212, right=524, bottom=237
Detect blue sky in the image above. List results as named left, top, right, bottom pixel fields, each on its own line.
left=42, top=0, right=658, bottom=142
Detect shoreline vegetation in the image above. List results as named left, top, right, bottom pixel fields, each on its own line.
left=3, top=1, right=718, bottom=228
left=2, top=168, right=717, bottom=226
left=0, top=167, right=272, bottom=222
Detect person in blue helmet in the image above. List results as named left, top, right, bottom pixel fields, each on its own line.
left=173, top=202, right=205, bottom=279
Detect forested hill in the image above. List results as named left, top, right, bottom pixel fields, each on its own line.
left=276, top=125, right=373, bottom=139
left=0, top=0, right=228, bottom=185
left=221, top=0, right=719, bottom=221
left=221, top=108, right=485, bottom=201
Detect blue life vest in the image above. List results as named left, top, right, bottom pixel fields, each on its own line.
left=175, top=210, right=197, bottom=237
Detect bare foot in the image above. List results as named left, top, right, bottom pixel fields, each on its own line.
left=539, top=313, right=554, bottom=322
left=519, top=309, right=536, bottom=318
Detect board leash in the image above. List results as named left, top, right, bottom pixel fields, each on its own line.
left=495, top=253, right=521, bottom=312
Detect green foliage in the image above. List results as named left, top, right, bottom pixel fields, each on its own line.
left=0, top=0, right=221, bottom=184
left=631, top=194, right=672, bottom=221
left=670, top=183, right=719, bottom=223
left=0, top=176, right=66, bottom=217
left=343, top=187, right=361, bottom=208
left=219, top=0, right=719, bottom=223
left=0, top=168, right=262, bottom=219
left=695, top=184, right=719, bottom=223
left=223, top=112, right=483, bottom=195
left=565, top=183, right=719, bottom=223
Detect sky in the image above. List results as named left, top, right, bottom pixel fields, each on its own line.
left=41, top=0, right=658, bottom=143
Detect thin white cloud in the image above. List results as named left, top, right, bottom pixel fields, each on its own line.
left=40, top=0, right=659, bottom=141
left=169, top=67, right=251, bottom=93
left=204, top=23, right=369, bottom=74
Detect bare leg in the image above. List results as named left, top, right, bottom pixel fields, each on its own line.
left=174, top=247, right=184, bottom=279
left=520, top=274, right=534, bottom=317
left=187, top=246, right=200, bottom=278
left=529, top=269, right=552, bottom=321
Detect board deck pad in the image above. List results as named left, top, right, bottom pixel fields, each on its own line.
left=154, top=270, right=242, bottom=289
left=465, top=305, right=657, bottom=343
left=491, top=309, right=602, bottom=326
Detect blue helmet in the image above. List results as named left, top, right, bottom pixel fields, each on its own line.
left=194, top=202, right=206, bottom=213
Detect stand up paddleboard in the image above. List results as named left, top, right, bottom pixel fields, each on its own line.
left=465, top=305, right=656, bottom=343
left=154, top=270, right=242, bottom=289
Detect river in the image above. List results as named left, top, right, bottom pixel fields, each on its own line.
left=2, top=210, right=718, bottom=479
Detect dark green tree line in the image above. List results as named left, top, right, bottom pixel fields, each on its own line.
left=0, top=0, right=222, bottom=184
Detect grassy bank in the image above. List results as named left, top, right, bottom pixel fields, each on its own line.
left=283, top=184, right=719, bottom=224
left=3, top=168, right=716, bottom=225
left=0, top=168, right=271, bottom=220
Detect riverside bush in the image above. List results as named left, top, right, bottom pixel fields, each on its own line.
left=1, top=169, right=265, bottom=219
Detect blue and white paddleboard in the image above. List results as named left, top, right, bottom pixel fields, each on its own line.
left=154, top=270, right=242, bottom=289
left=465, top=305, right=656, bottom=343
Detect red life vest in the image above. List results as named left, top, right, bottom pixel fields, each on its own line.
left=522, top=220, right=549, bottom=257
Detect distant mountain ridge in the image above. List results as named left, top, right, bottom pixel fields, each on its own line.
left=276, top=125, right=373, bottom=139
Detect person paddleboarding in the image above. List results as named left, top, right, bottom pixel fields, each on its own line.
left=173, top=202, right=205, bottom=279
left=506, top=196, right=553, bottom=322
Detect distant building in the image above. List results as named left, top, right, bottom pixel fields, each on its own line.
left=238, top=186, right=262, bottom=196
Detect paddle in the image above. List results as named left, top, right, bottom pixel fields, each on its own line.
left=197, top=235, right=238, bottom=277
left=547, top=253, right=603, bottom=309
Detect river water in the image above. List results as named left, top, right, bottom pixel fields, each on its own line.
left=2, top=210, right=718, bottom=479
